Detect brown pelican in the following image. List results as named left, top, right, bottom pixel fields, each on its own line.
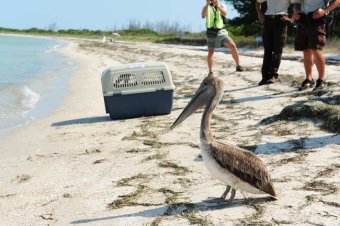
left=171, top=73, right=276, bottom=203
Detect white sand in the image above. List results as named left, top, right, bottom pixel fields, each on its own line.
left=0, top=38, right=339, bottom=226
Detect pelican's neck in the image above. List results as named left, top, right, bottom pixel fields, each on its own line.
left=200, top=95, right=220, bottom=143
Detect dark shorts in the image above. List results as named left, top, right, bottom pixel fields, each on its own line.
left=295, top=17, right=326, bottom=51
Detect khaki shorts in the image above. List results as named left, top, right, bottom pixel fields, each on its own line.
left=207, top=29, right=233, bottom=49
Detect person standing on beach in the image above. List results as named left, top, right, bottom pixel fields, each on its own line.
left=255, top=0, right=300, bottom=86
left=293, top=0, right=340, bottom=91
left=202, top=0, right=244, bottom=73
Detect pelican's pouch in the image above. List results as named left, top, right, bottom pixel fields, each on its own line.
left=206, top=28, right=220, bottom=38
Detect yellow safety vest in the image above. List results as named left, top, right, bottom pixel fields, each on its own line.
left=206, top=5, right=224, bottom=29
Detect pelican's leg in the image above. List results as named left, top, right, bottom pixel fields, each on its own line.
left=205, top=185, right=232, bottom=203
left=221, top=185, right=231, bottom=199
left=228, top=189, right=236, bottom=203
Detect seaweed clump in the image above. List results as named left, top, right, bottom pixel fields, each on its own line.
left=262, top=99, right=340, bottom=133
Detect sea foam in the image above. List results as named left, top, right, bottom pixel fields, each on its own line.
left=21, top=86, right=41, bottom=114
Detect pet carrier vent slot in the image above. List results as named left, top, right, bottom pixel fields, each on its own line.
left=142, top=71, right=166, bottom=86
left=113, top=74, right=138, bottom=88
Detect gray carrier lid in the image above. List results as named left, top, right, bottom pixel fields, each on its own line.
left=101, top=62, right=175, bottom=96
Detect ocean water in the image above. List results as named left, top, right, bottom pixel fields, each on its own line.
left=0, top=35, right=78, bottom=138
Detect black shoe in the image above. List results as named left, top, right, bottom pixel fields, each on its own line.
left=299, top=79, right=315, bottom=91
left=236, top=65, right=244, bottom=72
left=258, top=79, right=269, bottom=86
left=313, top=79, right=326, bottom=91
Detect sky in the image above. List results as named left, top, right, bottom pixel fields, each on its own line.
left=1, top=0, right=238, bottom=32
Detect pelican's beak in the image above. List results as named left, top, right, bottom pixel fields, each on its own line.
left=171, top=85, right=210, bottom=130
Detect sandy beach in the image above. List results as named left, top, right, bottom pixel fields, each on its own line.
left=0, top=38, right=339, bottom=226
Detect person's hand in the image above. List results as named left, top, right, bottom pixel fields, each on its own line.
left=257, top=13, right=265, bottom=24
left=313, top=8, right=326, bottom=19
left=292, top=12, right=300, bottom=21
left=216, top=0, right=220, bottom=7
left=281, top=15, right=292, bottom=22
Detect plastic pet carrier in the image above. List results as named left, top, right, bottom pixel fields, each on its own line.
left=101, top=62, right=175, bottom=120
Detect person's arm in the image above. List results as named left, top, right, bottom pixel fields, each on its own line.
left=313, top=0, right=340, bottom=19
left=202, top=0, right=210, bottom=18
left=216, top=1, right=227, bottom=17
left=255, top=1, right=265, bottom=23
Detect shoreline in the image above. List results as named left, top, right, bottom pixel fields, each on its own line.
left=0, top=36, right=78, bottom=140
left=0, top=39, right=105, bottom=159
left=0, top=37, right=339, bottom=225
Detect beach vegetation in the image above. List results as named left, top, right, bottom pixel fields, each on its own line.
left=80, top=148, right=101, bottom=155
left=277, top=152, right=308, bottom=165
left=159, top=160, right=190, bottom=176
left=148, top=218, right=162, bottom=226
left=143, top=140, right=163, bottom=149
left=126, top=148, right=149, bottom=153
left=92, top=159, right=106, bottom=164
left=239, top=198, right=271, bottom=226
left=12, top=174, right=31, bottom=183
left=262, top=96, right=340, bottom=134
left=265, top=121, right=293, bottom=136
left=316, top=165, right=337, bottom=178
left=149, top=202, right=211, bottom=226
left=182, top=211, right=212, bottom=226
left=302, top=181, right=337, bottom=194
left=157, top=188, right=183, bottom=204
left=165, top=203, right=211, bottom=226
left=174, top=178, right=193, bottom=187
left=143, top=153, right=165, bottom=162
left=107, top=185, right=148, bottom=209
left=1, top=21, right=339, bottom=50
left=271, top=176, right=292, bottom=183
left=116, top=173, right=151, bottom=187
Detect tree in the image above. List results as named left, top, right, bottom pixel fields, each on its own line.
left=224, top=0, right=257, bottom=23
left=225, top=0, right=339, bottom=38
left=47, top=23, right=57, bottom=32
left=223, top=0, right=265, bottom=35
left=327, top=7, right=340, bottom=39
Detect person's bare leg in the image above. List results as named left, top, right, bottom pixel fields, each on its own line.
left=303, top=49, right=314, bottom=81
left=312, top=49, right=326, bottom=80
left=208, top=48, right=214, bottom=72
left=224, top=41, right=240, bottom=67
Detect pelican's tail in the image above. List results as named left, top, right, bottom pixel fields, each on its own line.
left=264, top=182, right=277, bottom=200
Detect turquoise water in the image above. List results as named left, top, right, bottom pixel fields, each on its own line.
left=0, top=35, right=78, bottom=137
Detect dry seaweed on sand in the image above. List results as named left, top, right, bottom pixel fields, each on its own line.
left=261, top=98, right=340, bottom=133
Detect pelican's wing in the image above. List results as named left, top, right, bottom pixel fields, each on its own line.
left=211, top=141, right=276, bottom=197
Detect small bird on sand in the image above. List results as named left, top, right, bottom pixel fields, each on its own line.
left=171, top=72, right=276, bottom=203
